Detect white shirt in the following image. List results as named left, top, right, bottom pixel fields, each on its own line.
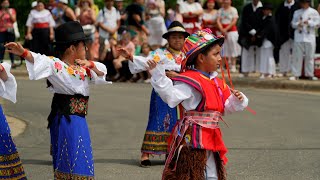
left=26, top=52, right=111, bottom=96
left=252, top=1, right=263, bottom=12
left=26, top=9, right=56, bottom=27
left=284, top=0, right=295, bottom=8
left=149, top=65, right=248, bottom=114
left=97, top=7, right=120, bottom=39
left=129, top=48, right=185, bottom=74
left=0, top=62, right=17, bottom=103
left=292, top=7, right=320, bottom=43
left=218, top=7, right=239, bottom=25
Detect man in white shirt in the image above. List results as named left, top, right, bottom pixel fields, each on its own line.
left=97, top=0, right=120, bottom=61
left=290, top=0, right=320, bottom=80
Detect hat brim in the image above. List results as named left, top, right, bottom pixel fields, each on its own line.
left=162, top=31, right=190, bottom=39
left=53, top=36, right=91, bottom=45
left=185, top=37, right=224, bottom=66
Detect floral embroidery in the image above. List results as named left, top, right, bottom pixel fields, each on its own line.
left=166, top=53, right=173, bottom=60
left=54, top=62, right=62, bottom=72
left=153, top=54, right=161, bottom=63
left=70, top=97, right=88, bottom=114
left=67, top=67, right=75, bottom=76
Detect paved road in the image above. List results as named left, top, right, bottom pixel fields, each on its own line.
left=3, top=78, right=320, bottom=180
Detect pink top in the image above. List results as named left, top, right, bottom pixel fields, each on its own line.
left=0, top=8, right=16, bottom=32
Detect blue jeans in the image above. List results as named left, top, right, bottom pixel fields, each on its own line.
left=0, top=31, right=15, bottom=63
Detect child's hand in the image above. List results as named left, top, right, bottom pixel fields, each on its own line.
left=75, top=59, right=90, bottom=67
left=146, top=60, right=157, bottom=71
left=230, top=89, right=244, bottom=101
left=117, top=48, right=133, bottom=61
left=165, top=71, right=179, bottom=79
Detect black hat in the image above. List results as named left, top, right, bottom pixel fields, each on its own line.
left=162, top=21, right=190, bottom=39
left=262, top=2, right=273, bottom=10
left=54, top=21, right=89, bottom=44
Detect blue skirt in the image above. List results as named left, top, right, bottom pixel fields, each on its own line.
left=50, top=115, right=94, bottom=179
left=141, top=89, right=178, bottom=155
left=0, top=106, right=27, bottom=179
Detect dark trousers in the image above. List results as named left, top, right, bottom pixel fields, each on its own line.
left=32, top=28, right=52, bottom=55
left=0, top=31, right=15, bottom=63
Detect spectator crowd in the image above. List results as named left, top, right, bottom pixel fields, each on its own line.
left=1, top=0, right=320, bottom=81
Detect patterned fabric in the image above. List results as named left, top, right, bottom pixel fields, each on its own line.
left=50, top=114, right=94, bottom=179
left=0, top=106, right=27, bottom=180
left=141, top=89, right=179, bottom=155
left=164, top=110, right=223, bottom=176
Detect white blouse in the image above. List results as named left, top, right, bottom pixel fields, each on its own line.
left=26, top=9, right=56, bottom=27
left=0, top=62, right=17, bottom=103
left=150, top=65, right=248, bottom=115
left=129, top=48, right=185, bottom=74
left=26, top=52, right=110, bottom=96
left=218, top=7, right=239, bottom=25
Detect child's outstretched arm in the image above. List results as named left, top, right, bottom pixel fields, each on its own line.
left=147, top=60, right=196, bottom=108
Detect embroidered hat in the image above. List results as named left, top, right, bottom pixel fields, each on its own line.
left=54, top=21, right=90, bottom=44
left=162, top=21, right=190, bottom=39
left=182, top=28, right=224, bottom=66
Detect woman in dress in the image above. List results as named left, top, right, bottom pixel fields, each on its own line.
left=0, top=0, right=16, bottom=67
left=202, top=0, right=219, bottom=35
left=26, top=1, right=56, bottom=55
left=217, top=0, right=241, bottom=72
left=5, top=21, right=109, bottom=179
left=0, top=62, right=27, bottom=179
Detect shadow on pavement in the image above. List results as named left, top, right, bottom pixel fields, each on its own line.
left=21, top=159, right=52, bottom=166
left=94, top=158, right=165, bottom=167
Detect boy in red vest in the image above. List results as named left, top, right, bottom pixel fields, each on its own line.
left=146, top=28, right=249, bottom=179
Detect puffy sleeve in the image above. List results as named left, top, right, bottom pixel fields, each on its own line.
left=150, top=65, right=199, bottom=109
left=224, top=90, right=249, bottom=115
left=129, top=49, right=162, bottom=74
left=291, top=11, right=300, bottom=29
left=26, top=11, right=33, bottom=27
left=25, top=52, right=54, bottom=80
left=0, top=62, right=17, bottom=103
left=128, top=56, right=148, bottom=74
left=90, top=61, right=111, bottom=84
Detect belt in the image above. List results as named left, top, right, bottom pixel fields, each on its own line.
left=33, top=22, right=50, bottom=29
left=47, top=93, right=89, bottom=128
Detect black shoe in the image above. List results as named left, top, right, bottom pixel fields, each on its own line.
left=140, top=159, right=151, bottom=167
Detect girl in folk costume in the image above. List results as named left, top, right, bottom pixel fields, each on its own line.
left=118, top=21, right=189, bottom=167
left=5, top=21, right=110, bottom=179
left=0, top=63, right=26, bottom=179
left=202, top=0, right=219, bottom=35
left=217, top=0, right=241, bottom=73
left=146, top=29, right=248, bottom=179
left=179, top=0, right=203, bottom=34
left=257, top=3, right=278, bottom=79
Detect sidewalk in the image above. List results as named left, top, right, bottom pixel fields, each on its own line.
left=7, top=60, right=320, bottom=92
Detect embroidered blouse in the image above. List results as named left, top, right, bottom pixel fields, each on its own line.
left=149, top=65, right=248, bottom=115
left=26, top=9, right=56, bottom=28
left=129, top=47, right=185, bottom=74
left=26, top=52, right=110, bottom=96
left=218, top=7, right=239, bottom=25
left=0, top=62, right=17, bottom=103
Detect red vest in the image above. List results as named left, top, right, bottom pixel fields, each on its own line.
left=172, top=70, right=231, bottom=164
